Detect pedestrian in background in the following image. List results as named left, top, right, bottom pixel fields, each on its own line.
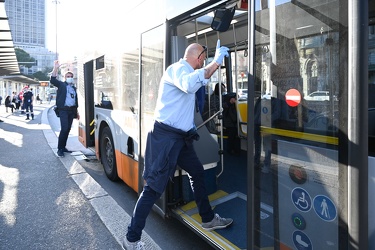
left=36, top=94, right=42, bottom=104
left=50, top=60, right=79, bottom=157
left=122, top=40, right=233, bottom=250
left=14, top=93, right=21, bottom=111
left=23, top=88, right=34, bottom=120
left=5, top=95, right=15, bottom=113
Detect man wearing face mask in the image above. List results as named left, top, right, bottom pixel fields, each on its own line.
left=50, top=60, right=79, bottom=157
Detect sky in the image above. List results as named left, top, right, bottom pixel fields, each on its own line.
left=44, top=0, right=292, bottom=62
left=45, top=0, right=146, bottom=62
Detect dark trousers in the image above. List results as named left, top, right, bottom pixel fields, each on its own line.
left=58, top=109, right=75, bottom=150
left=127, top=134, right=214, bottom=242
left=227, top=126, right=241, bottom=154
left=6, top=103, right=14, bottom=112
left=24, top=103, right=33, bottom=118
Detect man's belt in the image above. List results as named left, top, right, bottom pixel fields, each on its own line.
left=59, top=106, right=77, bottom=110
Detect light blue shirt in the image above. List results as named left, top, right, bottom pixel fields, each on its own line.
left=64, top=84, right=76, bottom=107
left=154, top=59, right=209, bottom=132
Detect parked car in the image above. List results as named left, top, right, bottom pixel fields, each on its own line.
left=304, top=91, right=330, bottom=101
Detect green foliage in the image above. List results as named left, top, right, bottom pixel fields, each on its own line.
left=15, top=48, right=36, bottom=68
left=33, top=71, right=48, bottom=81
left=32, top=67, right=53, bottom=81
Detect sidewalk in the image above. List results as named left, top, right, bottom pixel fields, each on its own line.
left=0, top=102, right=160, bottom=249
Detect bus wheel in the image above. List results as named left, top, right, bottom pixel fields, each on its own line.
left=100, top=127, right=119, bottom=181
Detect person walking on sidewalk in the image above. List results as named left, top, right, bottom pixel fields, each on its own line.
left=23, top=88, right=34, bottom=120
left=122, top=40, right=233, bottom=250
left=50, top=60, right=79, bottom=157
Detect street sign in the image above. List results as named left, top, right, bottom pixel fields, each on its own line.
left=285, top=89, right=301, bottom=107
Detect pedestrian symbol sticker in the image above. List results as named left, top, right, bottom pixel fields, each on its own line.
left=313, top=195, right=337, bottom=222
left=293, top=230, right=313, bottom=250
left=291, top=187, right=312, bottom=212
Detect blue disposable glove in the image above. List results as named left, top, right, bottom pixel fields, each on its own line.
left=213, top=39, right=229, bottom=65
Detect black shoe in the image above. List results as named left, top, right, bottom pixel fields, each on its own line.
left=0, top=120, right=3, bottom=122
left=63, top=148, right=72, bottom=153
left=25, top=117, right=30, bottom=120
left=57, top=149, right=64, bottom=157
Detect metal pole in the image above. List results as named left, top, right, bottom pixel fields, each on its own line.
left=347, top=0, right=368, bottom=249
left=53, top=0, right=59, bottom=60
left=247, top=0, right=256, bottom=248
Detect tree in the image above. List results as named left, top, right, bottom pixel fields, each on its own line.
left=15, top=48, right=36, bottom=68
left=33, top=67, right=53, bottom=81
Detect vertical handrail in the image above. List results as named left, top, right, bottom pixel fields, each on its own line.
left=217, top=32, right=224, bottom=178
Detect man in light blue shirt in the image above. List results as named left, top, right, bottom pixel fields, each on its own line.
left=123, top=40, right=233, bottom=249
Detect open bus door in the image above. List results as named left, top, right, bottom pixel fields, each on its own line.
left=78, top=60, right=95, bottom=147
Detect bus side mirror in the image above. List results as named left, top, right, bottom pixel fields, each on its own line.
left=211, top=7, right=235, bottom=32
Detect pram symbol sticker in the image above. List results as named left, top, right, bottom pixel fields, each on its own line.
left=291, top=187, right=312, bottom=212
left=292, top=230, right=313, bottom=250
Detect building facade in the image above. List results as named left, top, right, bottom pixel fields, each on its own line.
left=5, top=0, right=55, bottom=75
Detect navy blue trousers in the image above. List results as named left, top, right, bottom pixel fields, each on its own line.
left=58, top=109, right=75, bottom=150
left=127, top=129, right=214, bottom=242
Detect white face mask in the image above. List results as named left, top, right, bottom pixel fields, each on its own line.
left=66, top=78, right=74, bottom=84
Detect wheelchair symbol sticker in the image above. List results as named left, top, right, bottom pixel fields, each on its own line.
left=293, top=230, right=313, bottom=250
left=291, top=187, right=312, bottom=212
left=313, top=195, right=337, bottom=222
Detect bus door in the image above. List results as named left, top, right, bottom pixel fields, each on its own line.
left=249, top=0, right=369, bottom=249
left=78, top=60, right=95, bottom=148
left=139, top=24, right=166, bottom=216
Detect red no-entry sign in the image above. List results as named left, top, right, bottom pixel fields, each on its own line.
left=285, top=89, right=301, bottom=107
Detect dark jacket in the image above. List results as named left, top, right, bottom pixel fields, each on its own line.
left=222, top=93, right=237, bottom=128
left=50, top=76, right=78, bottom=109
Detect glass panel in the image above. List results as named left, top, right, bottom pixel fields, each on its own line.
left=254, top=0, right=346, bottom=249
left=368, top=4, right=375, bottom=248
left=369, top=12, right=375, bottom=156
left=140, top=24, right=165, bottom=172
left=122, top=48, right=140, bottom=113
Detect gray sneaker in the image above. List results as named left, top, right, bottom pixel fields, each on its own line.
left=122, top=237, right=145, bottom=250
left=202, top=213, right=233, bottom=231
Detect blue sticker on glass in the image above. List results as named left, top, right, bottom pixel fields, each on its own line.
left=291, top=187, right=312, bottom=212
left=293, top=230, right=313, bottom=250
left=313, top=195, right=337, bottom=222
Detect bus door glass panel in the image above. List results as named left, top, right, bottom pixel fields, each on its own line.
left=231, top=50, right=250, bottom=138
left=254, top=1, right=345, bottom=249
left=121, top=47, right=140, bottom=144
left=368, top=7, right=375, bottom=249
left=94, top=55, right=117, bottom=109
left=140, top=24, right=165, bottom=184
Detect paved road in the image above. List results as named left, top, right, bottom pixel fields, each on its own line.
left=0, top=103, right=123, bottom=249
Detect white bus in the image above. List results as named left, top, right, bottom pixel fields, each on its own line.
left=76, top=1, right=373, bottom=249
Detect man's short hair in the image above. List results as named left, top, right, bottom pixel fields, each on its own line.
left=65, top=71, right=74, bottom=77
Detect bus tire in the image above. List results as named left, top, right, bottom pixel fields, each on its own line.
left=100, top=127, right=119, bottom=181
